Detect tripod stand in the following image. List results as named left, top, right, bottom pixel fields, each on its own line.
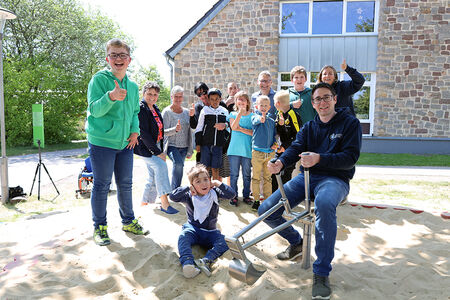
left=30, top=140, right=60, bottom=200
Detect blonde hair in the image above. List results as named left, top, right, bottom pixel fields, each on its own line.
left=187, top=164, right=210, bottom=185
left=274, top=90, right=290, bottom=106
left=106, top=38, right=131, bottom=55
left=234, top=91, right=251, bottom=112
left=290, top=65, right=308, bottom=81
left=256, top=95, right=270, bottom=105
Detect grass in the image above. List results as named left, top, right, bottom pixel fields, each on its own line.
left=6, top=140, right=88, bottom=157
left=350, top=178, right=449, bottom=211
left=357, top=153, right=450, bottom=167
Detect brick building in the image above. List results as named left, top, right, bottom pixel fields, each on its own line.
left=165, top=0, right=449, bottom=154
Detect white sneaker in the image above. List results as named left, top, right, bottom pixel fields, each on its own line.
left=183, top=264, right=200, bottom=278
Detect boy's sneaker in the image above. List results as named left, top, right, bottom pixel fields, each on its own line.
left=122, top=219, right=149, bottom=235
left=251, top=200, right=260, bottom=211
left=194, top=258, right=212, bottom=277
left=243, top=197, right=253, bottom=205
left=93, top=225, right=111, bottom=246
left=229, top=197, right=238, bottom=206
left=182, top=264, right=200, bottom=278
left=276, top=242, right=303, bottom=260
left=312, top=274, right=331, bottom=299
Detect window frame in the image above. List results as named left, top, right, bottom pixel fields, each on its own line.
left=277, top=71, right=376, bottom=136
left=279, top=0, right=379, bottom=37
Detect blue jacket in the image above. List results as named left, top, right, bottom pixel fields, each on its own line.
left=134, top=100, right=164, bottom=157
left=279, top=108, right=362, bottom=183
left=251, top=112, right=276, bottom=153
left=169, top=184, right=236, bottom=230
left=332, top=65, right=365, bottom=116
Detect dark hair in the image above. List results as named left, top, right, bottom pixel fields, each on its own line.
left=194, top=82, right=209, bottom=95
left=143, top=81, right=160, bottom=94
left=318, top=65, right=338, bottom=84
left=311, top=82, right=336, bottom=97
left=207, top=88, right=222, bottom=98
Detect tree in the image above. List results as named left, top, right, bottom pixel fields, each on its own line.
left=1, top=0, right=133, bottom=146
left=134, top=64, right=171, bottom=111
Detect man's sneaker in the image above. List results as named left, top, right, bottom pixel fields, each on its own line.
left=122, top=219, right=149, bottom=235
left=93, top=225, right=111, bottom=246
left=194, top=258, right=212, bottom=277
left=312, top=274, right=331, bottom=299
left=243, top=197, right=253, bottom=205
left=276, top=242, right=303, bottom=260
left=251, top=200, right=260, bottom=211
left=229, top=197, right=238, bottom=206
left=182, top=264, right=200, bottom=278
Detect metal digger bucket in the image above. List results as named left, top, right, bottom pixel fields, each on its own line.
left=226, top=164, right=314, bottom=284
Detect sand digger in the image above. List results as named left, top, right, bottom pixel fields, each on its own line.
left=225, top=162, right=314, bottom=285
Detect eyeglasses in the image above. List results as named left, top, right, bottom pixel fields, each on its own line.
left=196, top=91, right=207, bottom=97
left=312, top=94, right=333, bottom=104
left=108, top=53, right=129, bottom=59
left=259, top=80, right=270, bottom=84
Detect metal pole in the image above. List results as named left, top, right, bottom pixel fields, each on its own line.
left=0, top=33, right=8, bottom=204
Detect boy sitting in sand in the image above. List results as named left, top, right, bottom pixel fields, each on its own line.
left=169, top=164, right=236, bottom=278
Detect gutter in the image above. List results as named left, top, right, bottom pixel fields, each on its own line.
left=164, top=53, right=174, bottom=89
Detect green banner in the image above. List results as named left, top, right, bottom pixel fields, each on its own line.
left=32, top=103, right=44, bottom=148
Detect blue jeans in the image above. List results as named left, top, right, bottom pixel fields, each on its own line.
left=141, top=155, right=172, bottom=203
left=167, top=146, right=188, bottom=190
left=258, top=173, right=349, bottom=277
left=89, top=143, right=135, bottom=228
left=228, top=155, right=251, bottom=198
left=178, top=223, right=229, bottom=266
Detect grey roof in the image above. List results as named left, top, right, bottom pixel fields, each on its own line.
left=164, top=0, right=230, bottom=59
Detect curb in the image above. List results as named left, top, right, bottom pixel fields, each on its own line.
left=346, top=201, right=450, bottom=220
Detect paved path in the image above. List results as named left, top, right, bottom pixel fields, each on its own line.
left=3, top=148, right=450, bottom=194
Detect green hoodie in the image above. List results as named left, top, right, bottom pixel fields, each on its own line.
left=288, top=87, right=316, bottom=125
left=85, top=69, right=140, bottom=150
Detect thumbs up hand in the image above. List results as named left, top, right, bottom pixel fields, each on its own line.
left=278, top=113, right=285, bottom=126
left=189, top=103, right=195, bottom=116
left=109, top=80, right=127, bottom=101
left=175, top=120, right=181, bottom=132
left=260, top=112, right=266, bottom=123
left=341, top=59, right=347, bottom=71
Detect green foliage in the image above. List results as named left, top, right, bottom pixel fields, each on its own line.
left=354, top=87, right=370, bottom=119
left=1, top=0, right=132, bottom=146
left=358, top=153, right=450, bottom=167
left=134, top=65, right=171, bottom=111
left=355, top=18, right=374, bottom=33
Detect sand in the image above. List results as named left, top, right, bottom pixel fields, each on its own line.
left=1, top=194, right=449, bottom=300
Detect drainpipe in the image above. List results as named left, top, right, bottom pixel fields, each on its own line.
left=164, top=53, right=174, bottom=89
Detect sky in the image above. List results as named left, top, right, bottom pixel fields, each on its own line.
left=79, top=0, right=218, bottom=84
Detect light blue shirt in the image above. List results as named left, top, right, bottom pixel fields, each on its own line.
left=227, top=112, right=253, bottom=159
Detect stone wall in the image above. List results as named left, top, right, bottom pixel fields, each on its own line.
left=173, top=0, right=279, bottom=105
left=375, top=0, right=449, bottom=137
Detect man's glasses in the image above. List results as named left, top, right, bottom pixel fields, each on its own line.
left=196, top=91, right=207, bottom=97
left=312, top=94, right=333, bottom=104
left=108, top=53, right=129, bottom=59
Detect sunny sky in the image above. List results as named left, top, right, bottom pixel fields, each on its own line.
left=79, top=0, right=218, bottom=84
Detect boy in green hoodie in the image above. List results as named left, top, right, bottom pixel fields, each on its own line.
left=288, top=66, right=316, bottom=124
left=86, top=38, right=148, bottom=246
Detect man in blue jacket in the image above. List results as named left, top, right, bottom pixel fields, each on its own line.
left=259, top=82, right=362, bottom=300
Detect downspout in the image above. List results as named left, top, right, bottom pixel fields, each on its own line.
left=164, top=53, right=174, bottom=89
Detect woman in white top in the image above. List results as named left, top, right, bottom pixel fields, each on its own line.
left=162, top=86, right=193, bottom=190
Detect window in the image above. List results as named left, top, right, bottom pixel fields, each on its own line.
left=278, top=71, right=376, bottom=135
left=281, top=0, right=378, bottom=35
left=312, top=1, right=343, bottom=34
